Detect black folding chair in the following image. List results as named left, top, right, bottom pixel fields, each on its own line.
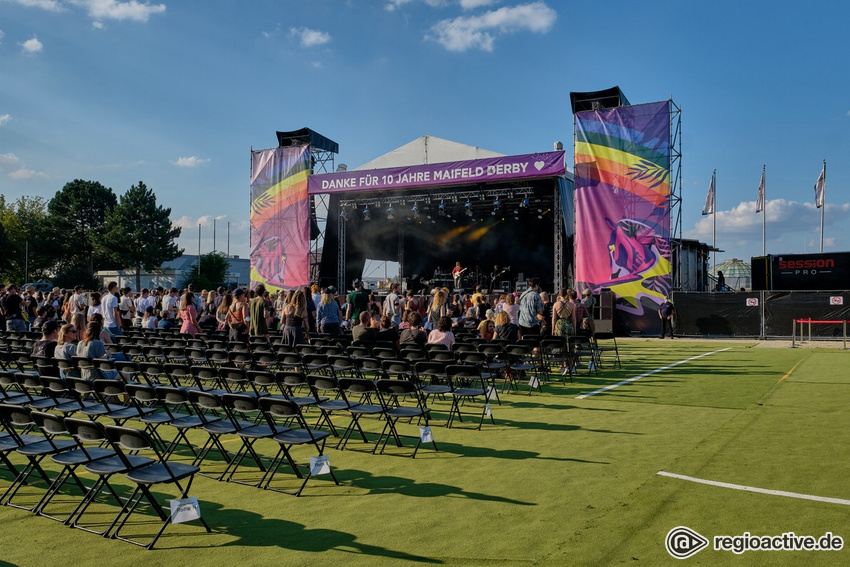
left=257, top=397, right=339, bottom=496
left=105, top=425, right=211, bottom=549
left=374, top=379, right=436, bottom=458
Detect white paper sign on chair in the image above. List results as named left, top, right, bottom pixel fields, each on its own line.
left=419, top=426, right=433, bottom=444
left=309, top=455, right=331, bottom=476
left=170, top=497, right=201, bottom=524
left=486, top=386, right=498, bottom=401
left=528, top=376, right=540, bottom=388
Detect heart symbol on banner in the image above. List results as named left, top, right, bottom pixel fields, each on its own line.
left=534, top=161, right=545, bottom=171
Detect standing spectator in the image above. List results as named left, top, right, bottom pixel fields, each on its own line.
left=345, top=279, right=370, bottom=325
left=1, top=285, right=27, bottom=332
left=101, top=281, right=123, bottom=337
left=303, top=285, right=317, bottom=336
left=317, top=288, right=342, bottom=336
left=180, top=292, right=200, bottom=337
left=310, top=284, right=322, bottom=311
left=23, top=285, right=39, bottom=326
left=281, top=289, right=309, bottom=346
left=163, top=287, right=180, bottom=320
left=517, top=277, right=544, bottom=337
left=502, top=293, right=520, bottom=325
left=659, top=297, right=675, bottom=339
left=70, top=285, right=87, bottom=331
left=133, top=288, right=153, bottom=327
left=249, top=284, right=269, bottom=338
left=226, top=289, right=250, bottom=343
left=383, top=282, right=402, bottom=326
left=120, top=287, right=135, bottom=331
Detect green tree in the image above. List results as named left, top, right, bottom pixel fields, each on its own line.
left=178, top=252, right=231, bottom=291
left=48, top=179, right=118, bottom=278
left=97, top=181, right=183, bottom=291
left=0, top=194, right=59, bottom=284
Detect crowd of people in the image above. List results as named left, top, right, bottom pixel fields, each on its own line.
left=0, top=277, right=601, bottom=364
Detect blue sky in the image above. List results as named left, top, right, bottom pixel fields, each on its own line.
left=1, top=0, right=848, bottom=269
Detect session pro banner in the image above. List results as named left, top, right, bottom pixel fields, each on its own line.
left=574, top=101, right=672, bottom=314
left=307, top=151, right=566, bottom=195
left=250, top=146, right=311, bottom=291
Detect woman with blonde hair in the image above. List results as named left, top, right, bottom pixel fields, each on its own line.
left=316, top=288, right=342, bottom=336
left=216, top=292, right=232, bottom=331
left=425, top=289, right=448, bottom=331
left=226, top=289, right=250, bottom=342
left=494, top=310, right=519, bottom=343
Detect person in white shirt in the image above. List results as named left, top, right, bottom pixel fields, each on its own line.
left=101, top=281, right=123, bottom=336
left=133, top=288, right=154, bottom=326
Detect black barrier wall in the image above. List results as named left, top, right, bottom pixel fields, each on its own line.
left=669, top=291, right=850, bottom=337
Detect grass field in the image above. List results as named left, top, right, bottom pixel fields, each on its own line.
left=2, top=339, right=849, bottom=566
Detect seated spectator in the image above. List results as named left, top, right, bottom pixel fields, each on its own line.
left=478, top=318, right=495, bottom=342
left=351, top=311, right=377, bottom=348
left=31, top=319, right=60, bottom=359
left=76, top=320, right=108, bottom=379
left=375, top=313, right=399, bottom=347
left=88, top=313, right=114, bottom=344
left=55, top=323, right=79, bottom=361
left=399, top=312, right=427, bottom=347
left=142, top=306, right=158, bottom=329
left=426, top=316, right=455, bottom=349
left=494, top=310, right=518, bottom=343
left=30, top=305, right=50, bottom=331
left=158, top=310, right=173, bottom=330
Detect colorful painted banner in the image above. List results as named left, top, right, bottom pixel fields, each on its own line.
left=250, top=146, right=311, bottom=291
left=307, top=151, right=566, bottom=195
left=574, top=101, right=672, bottom=314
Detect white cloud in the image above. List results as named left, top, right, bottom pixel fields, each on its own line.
left=92, top=20, right=104, bottom=29
left=0, top=29, right=5, bottom=44
left=12, top=0, right=164, bottom=22
left=0, top=153, right=21, bottom=167
left=20, top=35, right=43, bottom=54
left=10, top=0, right=64, bottom=11
left=460, top=0, right=499, bottom=9
left=9, top=168, right=47, bottom=179
left=290, top=26, right=331, bottom=47
left=427, top=1, right=557, bottom=52
left=70, top=0, right=165, bottom=22
left=174, top=156, right=210, bottom=167
left=385, top=0, right=413, bottom=9
left=687, top=198, right=850, bottom=241
left=0, top=114, right=11, bottom=126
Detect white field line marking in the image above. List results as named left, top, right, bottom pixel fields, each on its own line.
left=658, top=471, right=850, bottom=506
left=575, top=347, right=732, bottom=399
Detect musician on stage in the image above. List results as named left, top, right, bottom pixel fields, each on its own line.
left=452, top=262, right=466, bottom=290
left=490, top=264, right=507, bottom=291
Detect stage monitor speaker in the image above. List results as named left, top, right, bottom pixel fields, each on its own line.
left=515, top=281, right=528, bottom=293
left=499, top=281, right=511, bottom=293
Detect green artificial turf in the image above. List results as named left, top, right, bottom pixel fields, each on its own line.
left=1, top=340, right=848, bottom=566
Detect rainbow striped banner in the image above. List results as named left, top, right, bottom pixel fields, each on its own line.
left=574, top=101, right=672, bottom=314
left=250, top=146, right=311, bottom=291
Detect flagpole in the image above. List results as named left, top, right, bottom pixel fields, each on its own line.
left=820, top=160, right=825, bottom=253
left=762, top=165, right=766, bottom=257
left=713, top=170, right=717, bottom=273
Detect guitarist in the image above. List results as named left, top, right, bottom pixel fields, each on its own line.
left=489, top=264, right=508, bottom=292
left=451, top=262, right=467, bottom=290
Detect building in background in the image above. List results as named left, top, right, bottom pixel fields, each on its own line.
left=96, top=255, right=250, bottom=291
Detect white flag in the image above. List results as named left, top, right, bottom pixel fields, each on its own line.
left=702, top=171, right=715, bottom=215
left=756, top=168, right=765, bottom=213
left=814, top=163, right=825, bottom=208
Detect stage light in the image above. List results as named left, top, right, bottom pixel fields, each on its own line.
left=465, top=201, right=473, bottom=217
left=411, top=202, right=420, bottom=219
left=339, top=209, right=348, bottom=220
left=386, top=204, right=394, bottom=219
left=438, top=201, right=447, bottom=216
left=521, top=197, right=530, bottom=208
left=363, top=206, right=371, bottom=221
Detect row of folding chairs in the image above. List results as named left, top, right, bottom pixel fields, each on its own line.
left=0, top=402, right=210, bottom=550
